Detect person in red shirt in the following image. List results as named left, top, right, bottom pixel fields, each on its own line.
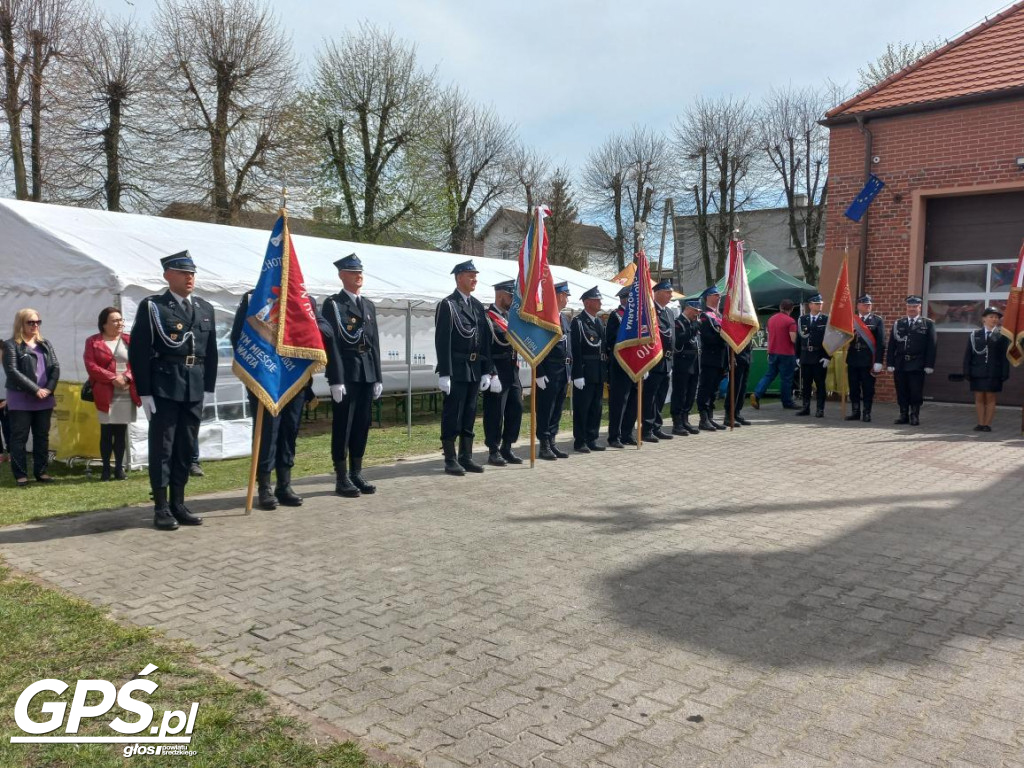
left=749, top=299, right=798, bottom=409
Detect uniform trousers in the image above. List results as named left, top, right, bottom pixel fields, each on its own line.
left=483, top=378, right=523, bottom=449
left=332, top=382, right=374, bottom=466
left=894, top=370, right=925, bottom=409
left=801, top=363, right=828, bottom=410
left=642, top=371, right=671, bottom=434
left=251, top=392, right=304, bottom=474
left=730, top=358, right=750, bottom=420
left=696, top=365, right=724, bottom=414
left=441, top=380, right=479, bottom=441
left=148, top=396, right=202, bottom=490
left=670, top=360, right=699, bottom=422
left=572, top=381, right=603, bottom=445
left=607, top=366, right=637, bottom=441
left=847, top=366, right=876, bottom=408
left=536, top=369, right=568, bottom=441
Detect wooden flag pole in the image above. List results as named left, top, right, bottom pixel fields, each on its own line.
left=637, top=378, right=644, bottom=449
left=729, top=350, right=736, bottom=430
left=530, top=367, right=537, bottom=468
left=245, top=401, right=265, bottom=515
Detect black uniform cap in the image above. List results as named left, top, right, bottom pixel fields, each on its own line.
left=161, top=251, right=196, bottom=273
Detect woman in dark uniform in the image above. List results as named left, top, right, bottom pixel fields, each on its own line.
left=963, top=306, right=1010, bottom=432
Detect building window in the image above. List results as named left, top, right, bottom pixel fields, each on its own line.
left=924, top=260, right=1014, bottom=330
left=789, top=222, right=807, bottom=249
left=500, top=242, right=515, bottom=260
left=502, top=225, right=510, bottom=234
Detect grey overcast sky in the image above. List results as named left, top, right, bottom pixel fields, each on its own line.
left=96, top=0, right=1011, bottom=172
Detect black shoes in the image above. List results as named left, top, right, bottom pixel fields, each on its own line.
left=538, top=440, right=557, bottom=461
left=549, top=442, right=569, bottom=459
left=641, top=432, right=659, bottom=443
left=653, top=429, right=674, bottom=440
left=622, top=436, right=638, bottom=446
left=862, top=410, right=872, bottom=423
left=336, top=470, right=362, bottom=495
left=153, top=488, right=178, bottom=530
left=442, top=440, right=466, bottom=475
left=607, top=439, right=625, bottom=449
left=458, top=436, right=485, bottom=473
left=499, top=442, right=523, bottom=464
left=796, top=406, right=811, bottom=416
left=894, top=411, right=910, bottom=424
left=574, top=443, right=591, bottom=454
left=909, top=408, right=920, bottom=426
left=488, top=449, right=508, bottom=466
left=671, top=424, right=689, bottom=436
left=257, top=473, right=278, bottom=510
left=814, top=410, right=824, bottom=418
left=734, top=416, right=751, bottom=426
left=845, top=411, right=861, bottom=421
left=169, top=487, right=202, bottom=526
left=586, top=442, right=606, bottom=451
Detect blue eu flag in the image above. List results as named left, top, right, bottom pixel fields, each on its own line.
left=844, top=174, right=885, bottom=222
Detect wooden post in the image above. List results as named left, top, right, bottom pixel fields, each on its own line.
left=530, top=367, right=537, bottom=468
left=245, top=401, right=265, bottom=515
left=637, top=377, right=644, bottom=449
left=728, top=350, right=736, bottom=430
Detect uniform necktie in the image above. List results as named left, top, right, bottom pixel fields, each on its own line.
left=183, top=298, right=193, bottom=322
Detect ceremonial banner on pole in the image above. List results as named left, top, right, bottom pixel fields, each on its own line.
left=823, top=254, right=855, bottom=355
left=1001, top=240, right=1024, bottom=366
left=719, top=239, right=759, bottom=353
left=507, top=205, right=563, bottom=366
left=614, top=252, right=663, bottom=381
left=232, top=213, right=327, bottom=416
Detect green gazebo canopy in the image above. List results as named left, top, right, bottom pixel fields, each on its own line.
left=686, top=249, right=818, bottom=309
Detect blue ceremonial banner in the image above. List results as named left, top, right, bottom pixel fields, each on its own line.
left=232, top=214, right=326, bottom=417
left=844, top=174, right=886, bottom=222
left=613, top=253, right=663, bottom=381
left=507, top=206, right=563, bottom=366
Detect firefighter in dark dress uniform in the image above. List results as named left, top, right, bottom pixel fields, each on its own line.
left=670, top=299, right=701, bottom=435
left=886, top=295, right=937, bottom=426
left=128, top=251, right=219, bottom=531
left=230, top=292, right=326, bottom=509
left=570, top=286, right=607, bottom=453
left=696, top=285, right=728, bottom=431
left=482, top=280, right=524, bottom=466
left=845, top=294, right=885, bottom=423
left=536, top=281, right=572, bottom=460
left=729, top=340, right=753, bottom=426
left=642, top=279, right=675, bottom=442
left=322, top=254, right=383, bottom=497
left=605, top=286, right=638, bottom=448
left=435, top=260, right=491, bottom=475
left=796, top=293, right=830, bottom=418
left=963, top=306, right=1011, bottom=432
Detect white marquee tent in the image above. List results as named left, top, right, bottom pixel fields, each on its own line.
left=0, top=200, right=626, bottom=465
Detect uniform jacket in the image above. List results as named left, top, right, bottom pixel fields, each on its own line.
left=963, top=328, right=1010, bottom=382
left=570, top=312, right=607, bottom=384
left=698, top=307, right=727, bottom=370
left=886, top=316, right=937, bottom=372
left=649, top=304, right=674, bottom=375
left=673, top=312, right=700, bottom=375
left=322, top=290, right=382, bottom=385
left=846, top=313, right=886, bottom=368
left=537, top=313, right=571, bottom=381
left=796, top=314, right=830, bottom=364
left=434, top=290, right=490, bottom=382
left=128, top=290, right=218, bottom=401
left=485, top=304, right=520, bottom=387
left=3, top=337, right=59, bottom=394
left=83, top=333, right=141, bottom=413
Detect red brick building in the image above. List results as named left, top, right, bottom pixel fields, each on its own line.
left=823, top=2, right=1024, bottom=404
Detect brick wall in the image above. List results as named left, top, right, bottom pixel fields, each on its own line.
left=823, top=96, right=1024, bottom=400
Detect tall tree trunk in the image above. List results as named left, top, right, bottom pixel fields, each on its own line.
left=211, top=69, right=231, bottom=223
left=0, top=14, right=27, bottom=200
left=103, top=93, right=122, bottom=211
left=29, top=31, right=43, bottom=201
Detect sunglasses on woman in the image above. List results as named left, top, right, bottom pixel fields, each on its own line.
left=25, top=320, right=41, bottom=326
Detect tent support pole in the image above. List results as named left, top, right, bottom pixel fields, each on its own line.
left=406, top=302, right=413, bottom=438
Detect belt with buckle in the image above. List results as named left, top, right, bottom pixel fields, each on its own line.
left=904, top=354, right=917, bottom=361
left=469, top=352, right=478, bottom=362
left=161, top=354, right=200, bottom=367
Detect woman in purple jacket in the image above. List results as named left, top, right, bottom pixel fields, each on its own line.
left=2, top=308, right=60, bottom=487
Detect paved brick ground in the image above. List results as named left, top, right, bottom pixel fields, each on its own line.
left=4, top=402, right=1024, bottom=767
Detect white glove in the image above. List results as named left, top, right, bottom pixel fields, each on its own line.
left=821, top=358, right=830, bottom=369
left=886, top=366, right=895, bottom=373
left=536, top=376, right=548, bottom=390
left=643, top=372, right=649, bottom=380
left=573, top=377, right=585, bottom=390
left=479, top=374, right=492, bottom=392
left=330, top=384, right=346, bottom=403
left=872, top=363, right=883, bottom=374
left=373, top=382, right=383, bottom=400
left=489, top=378, right=503, bottom=394
left=141, top=395, right=157, bottom=420
left=924, top=367, right=934, bottom=374
left=438, top=376, right=451, bottom=395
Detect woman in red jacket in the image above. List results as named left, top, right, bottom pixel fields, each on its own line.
left=84, top=307, right=141, bottom=480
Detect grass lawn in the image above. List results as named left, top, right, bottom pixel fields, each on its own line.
left=0, top=565, right=394, bottom=767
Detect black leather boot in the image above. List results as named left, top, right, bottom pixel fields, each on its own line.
left=538, top=440, right=557, bottom=461
left=169, top=486, right=202, bottom=526
left=488, top=448, right=507, bottom=466
left=909, top=405, right=920, bottom=426
left=549, top=441, right=569, bottom=459
left=683, top=415, right=700, bottom=435
left=458, top=436, right=485, bottom=473
left=862, top=408, right=872, bottom=423
left=153, top=487, right=178, bottom=531
left=845, top=408, right=861, bottom=421
left=442, top=440, right=465, bottom=475
left=335, top=466, right=361, bottom=495
left=100, top=459, right=111, bottom=481
left=349, top=457, right=376, bottom=494
left=796, top=400, right=811, bottom=416
left=257, top=472, right=278, bottom=510
left=275, top=467, right=304, bottom=505
left=894, top=409, right=910, bottom=425
left=698, top=410, right=716, bottom=432
left=499, top=441, right=523, bottom=464
left=653, top=427, right=674, bottom=440
left=709, top=410, right=727, bottom=430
